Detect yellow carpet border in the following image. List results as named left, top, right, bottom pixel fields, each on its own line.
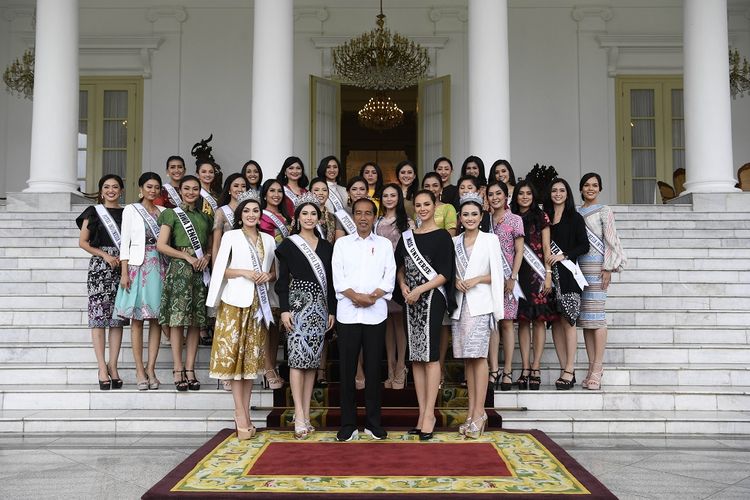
left=171, top=430, right=591, bottom=495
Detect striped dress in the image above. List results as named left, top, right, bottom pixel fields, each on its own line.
left=576, top=204, right=627, bottom=328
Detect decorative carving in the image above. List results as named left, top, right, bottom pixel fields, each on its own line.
left=571, top=6, right=613, bottom=23
left=428, top=8, right=467, bottom=23
left=294, top=7, right=329, bottom=22
left=146, top=6, right=188, bottom=24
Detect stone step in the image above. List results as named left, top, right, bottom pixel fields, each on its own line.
left=615, top=218, right=750, bottom=229
left=0, top=247, right=89, bottom=258
left=1, top=363, right=748, bottom=387
left=613, top=269, right=750, bottom=283
left=0, top=408, right=747, bottom=435
left=0, top=219, right=78, bottom=229
left=0, top=384, right=274, bottom=411
left=2, top=324, right=747, bottom=345
left=0, top=228, right=80, bottom=238
left=621, top=238, right=747, bottom=249
left=0, top=342, right=747, bottom=365
left=493, top=386, right=750, bottom=412
left=0, top=258, right=90, bottom=270
left=625, top=247, right=750, bottom=259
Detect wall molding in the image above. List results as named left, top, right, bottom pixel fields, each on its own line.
left=145, top=6, right=188, bottom=24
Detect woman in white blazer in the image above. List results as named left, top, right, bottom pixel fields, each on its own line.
left=451, top=193, right=504, bottom=439
left=205, top=193, right=276, bottom=440
left=113, top=172, right=167, bottom=391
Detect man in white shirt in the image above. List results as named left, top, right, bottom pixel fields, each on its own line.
left=332, top=198, right=396, bottom=442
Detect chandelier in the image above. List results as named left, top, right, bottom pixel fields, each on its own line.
left=358, top=93, right=404, bottom=131
left=3, top=48, right=34, bottom=100
left=730, top=48, right=750, bottom=99
left=332, top=0, right=429, bottom=90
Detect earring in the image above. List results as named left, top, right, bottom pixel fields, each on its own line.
left=138, top=192, right=144, bottom=199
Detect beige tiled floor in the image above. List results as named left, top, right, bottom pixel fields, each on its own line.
left=0, top=433, right=748, bottom=499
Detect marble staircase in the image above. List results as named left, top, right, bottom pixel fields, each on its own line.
left=0, top=202, right=748, bottom=435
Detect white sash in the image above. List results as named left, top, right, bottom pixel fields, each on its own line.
left=94, top=205, right=121, bottom=248
left=550, top=240, right=589, bottom=290
left=500, top=251, right=526, bottom=301
left=586, top=227, right=605, bottom=256
left=163, top=184, right=181, bottom=206
left=454, top=234, right=469, bottom=280
left=200, top=188, right=218, bottom=213
left=403, top=229, right=447, bottom=300
left=523, top=243, right=547, bottom=283
left=283, top=186, right=301, bottom=207
left=246, top=237, right=274, bottom=328
left=263, top=210, right=290, bottom=238
left=220, top=205, right=235, bottom=228
left=133, top=203, right=160, bottom=239
left=173, top=207, right=211, bottom=286
left=289, top=235, right=328, bottom=302
left=335, top=209, right=357, bottom=235
left=328, top=185, right=346, bottom=212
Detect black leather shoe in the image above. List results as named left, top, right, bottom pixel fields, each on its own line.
left=407, top=428, right=421, bottom=435
left=364, top=427, right=387, bottom=440
left=336, top=426, right=359, bottom=442
left=418, top=431, right=434, bottom=441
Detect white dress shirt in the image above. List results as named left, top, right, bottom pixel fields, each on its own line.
left=332, top=232, right=396, bottom=325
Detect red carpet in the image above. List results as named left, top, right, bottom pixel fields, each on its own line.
left=142, top=428, right=617, bottom=499
left=248, top=441, right=511, bottom=477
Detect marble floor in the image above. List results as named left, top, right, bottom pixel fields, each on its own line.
left=0, top=433, right=748, bottom=499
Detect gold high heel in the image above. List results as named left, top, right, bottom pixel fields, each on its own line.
left=263, top=368, right=284, bottom=390
left=391, top=367, right=408, bottom=390
left=234, top=412, right=254, bottom=441
left=465, top=413, right=487, bottom=439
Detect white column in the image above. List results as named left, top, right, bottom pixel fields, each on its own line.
left=250, top=0, right=293, bottom=179
left=468, top=0, right=510, bottom=162
left=683, top=0, right=738, bottom=193
left=25, top=0, right=79, bottom=193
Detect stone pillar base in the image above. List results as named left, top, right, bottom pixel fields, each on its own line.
left=6, top=191, right=91, bottom=212
left=669, top=192, right=750, bottom=212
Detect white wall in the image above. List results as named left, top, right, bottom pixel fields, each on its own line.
left=1, top=0, right=749, bottom=199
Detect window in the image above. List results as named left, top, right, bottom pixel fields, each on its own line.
left=79, top=77, right=143, bottom=201
left=615, top=76, right=683, bottom=203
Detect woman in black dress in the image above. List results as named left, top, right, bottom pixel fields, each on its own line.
left=544, top=178, right=590, bottom=390
left=275, top=194, right=336, bottom=439
left=396, top=190, right=455, bottom=440
left=77, top=174, right=127, bottom=390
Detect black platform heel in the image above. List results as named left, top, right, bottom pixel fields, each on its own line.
left=555, top=370, right=575, bottom=390
left=529, top=369, right=542, bottom=391
left=500, top=372, right=513, bottom=391
left=516, top=368, right=530, bottom=390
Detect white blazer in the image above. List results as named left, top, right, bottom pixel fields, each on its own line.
left=206, top=230, right=276, bottom=309
left=451, top=231, right=505, bottom=323
left=119, top=204, right=166, bottom=266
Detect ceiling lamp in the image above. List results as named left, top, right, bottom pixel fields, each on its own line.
left=730, top=48, right=750, bottom=99
left=3, top=48, right=34, bottom=100
left=332, top=0, right=429, bottom=90
left=358, top=93, right=404, bottom=131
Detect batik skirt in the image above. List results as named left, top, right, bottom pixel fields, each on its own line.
left=87, top=246, right=127, bottom=328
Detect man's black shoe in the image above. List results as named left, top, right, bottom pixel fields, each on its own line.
left=336, top=426, right=359, bottom=442
left=364, top=427, right=387, bottom=440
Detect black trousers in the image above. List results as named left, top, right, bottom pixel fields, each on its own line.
left=337, top=320, right=386, bottom=430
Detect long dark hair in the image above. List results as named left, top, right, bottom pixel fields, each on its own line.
left=317, top=155, right=344, bottom=185
left=232, top=198, right=262, bottom=230
left=510, top=179, right=545, bottom=233
left=359, top=162, right=384, bottom=197
left=579, top=172, right=603, bottom=201
left=218, top=173, right=247, bottom=206
left=396, top=160, right=419, bottom=201
left=276, top=156, right=309, bottom=189
left=460, top=155, right=487, bottom=186
left=261, top=178, right=291, bottom=222
left=543, top=177, right=577, bottom=221
left=489, top=159, right=516, bottom=187
left=240, top=160, right=263, bottom=190
left=379, top=183, right=410, bottom=232
left=291, top=202, right=322, bottom=235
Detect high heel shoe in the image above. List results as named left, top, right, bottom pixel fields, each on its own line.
left=263, top=368, right=284, bottom=390
left=391, top=367, right=408, bottom=390
left=458, top=415, right=473, bottom=436
left=147, top=374, right=160, bottom=390
left=173, top=369, right=188, bottom=392
left=419, top=415, right=437, bottom=441
left=529, top=369, right=541, bottom=391
left=304, top=418, right=315, bottom=433
left=586, top=363, right=603, bottom=390
left=582, top=362, right=594, bottom=389
left=234, top=412, right=255, bottom=440
left=407, top=428, right=421, bottom=435
left=488, top=370, right=500, bottom=390
left=465, top=413, right=488, bottom=439
left=555, top=370, right=575, bottom=390
left=516, top=368, right=530, bottom=390
left=294, top=419, right=309, bottom=440
left=500, top=372, right=513, bottom=392
left=184, top=369, right=200, bottom=391
left=315, top=369, right=328, bottom=387
left=384, top=367, right=394, bottom=389
left=98, top=373, right=111, bottom=391
left=107, top=365, right=123, bottom=390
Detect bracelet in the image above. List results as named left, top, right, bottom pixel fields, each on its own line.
left=545, top=270, right=552, bottom=274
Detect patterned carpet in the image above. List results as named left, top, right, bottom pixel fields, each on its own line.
left=142, top=428, right=616, bottom=499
